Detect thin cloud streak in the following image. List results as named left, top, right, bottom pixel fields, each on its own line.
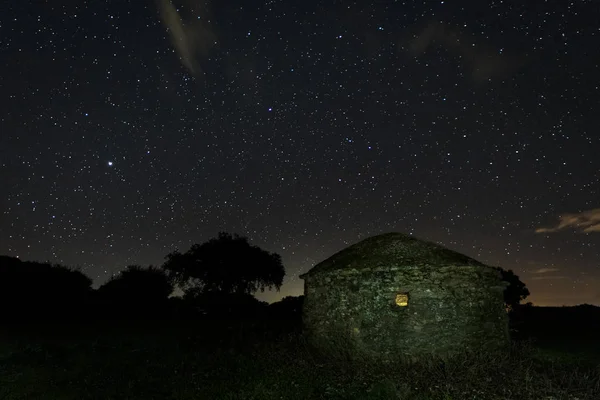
left=585, top=223, right=600, bottom=232
left=535, top=208, right=600, bottom=234
left=157, top=0, right=217, bottom=77
left=530, top=276, right=568, bottom=281
left=533, top=267, right=560, bottom=274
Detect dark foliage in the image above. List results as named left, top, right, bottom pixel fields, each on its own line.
left=96, top=265, right=173, bottom=318
left=496, top=267, right=530, bottom=310
left=181, top=289, right=268, bottom=318
left=162, top=232, right=285, bottom=296
left=0, top=256, right=92, bottom=321
left=268, top=295, right=304, bottom=320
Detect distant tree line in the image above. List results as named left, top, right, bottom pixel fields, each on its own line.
left=0, top=232, right=529, bottom=325
left=0, top=233, right=301, bottom=324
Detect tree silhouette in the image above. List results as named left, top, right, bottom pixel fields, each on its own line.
left=97, top=265, right=173, bottom=316
left=496, top=267, right=530, bottom=311
left=183, top=288, right=268, bottom=318
left=163, top=232, right=285, bottom=296
left=269, top=295, right=304, bottom=320
left=0, top=256, right=93, bottom=321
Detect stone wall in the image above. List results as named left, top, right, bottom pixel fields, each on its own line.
left=302, top=265, right=509, bottom=361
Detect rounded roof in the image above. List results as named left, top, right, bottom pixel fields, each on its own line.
left=301, top=232, right=486, bottom=277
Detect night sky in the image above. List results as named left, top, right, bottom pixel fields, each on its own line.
left=1, top=0, right=599, bottom=306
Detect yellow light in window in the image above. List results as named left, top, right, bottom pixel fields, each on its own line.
left=395, top=293, right=409, bottom=307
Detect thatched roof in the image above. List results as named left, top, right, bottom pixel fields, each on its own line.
left=300, top=232, right=486, bottom=278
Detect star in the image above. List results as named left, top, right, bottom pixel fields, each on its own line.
left=1, top=0, right=598, bottom=306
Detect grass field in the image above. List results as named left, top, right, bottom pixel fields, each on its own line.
left=1, top=318, right=598, bottom=400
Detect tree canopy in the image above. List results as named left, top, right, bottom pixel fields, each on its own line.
left=0, top=256, right=93, bottom=319
left=98, top=265, right=173, bottom=303
left=496, top=267, right=530, bottom=311
left=162, top=232, right=285, bottom=295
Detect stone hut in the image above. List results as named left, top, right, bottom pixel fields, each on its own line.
left=300, top=232, right=509, bottom=361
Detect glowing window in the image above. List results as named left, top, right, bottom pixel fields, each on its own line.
left=395, top=293, right=409, bottom=307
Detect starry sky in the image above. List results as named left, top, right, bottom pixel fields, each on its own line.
left=1, top=0, right=599, bottom=306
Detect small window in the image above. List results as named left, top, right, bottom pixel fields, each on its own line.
left=395, top=293, right=409, bottom=307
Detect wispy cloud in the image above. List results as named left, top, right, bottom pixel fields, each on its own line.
left=532, top=267, right=560, bottom=274
left=535, top=208, right=600, bottom=234
left=157, top=0, right=217, bottom=77
left=585, top=223, right=600, bottom=232
left=530, top=275, right=568, bottom=281
left=407, top=21, right=528, bottom=83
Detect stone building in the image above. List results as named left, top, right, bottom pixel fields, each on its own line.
left=300, top=232, right=509, bottom=361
